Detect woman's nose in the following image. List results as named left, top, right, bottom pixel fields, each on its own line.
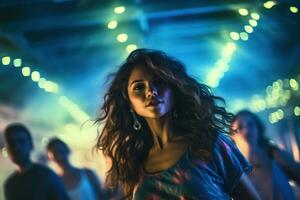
left=146, top=85, right=158, bottom=98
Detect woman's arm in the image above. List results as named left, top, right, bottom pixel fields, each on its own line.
left=231, top=173, right=261, bottom=200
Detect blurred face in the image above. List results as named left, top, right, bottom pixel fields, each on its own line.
left=127, top=66, right=174, bottom=119
left=231, top=114, right=260, bottom=144
left=47, top=143, right=69, bottom=166
left=5, top=131, right=32, bottom=166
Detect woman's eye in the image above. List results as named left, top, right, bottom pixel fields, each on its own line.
left=133, top=84, right=145, bottom=91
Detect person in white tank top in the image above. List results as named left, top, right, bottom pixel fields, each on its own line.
left=46, top=137, right=108, bottom=200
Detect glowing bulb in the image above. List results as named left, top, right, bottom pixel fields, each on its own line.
left=13, top=58, right=22, bottom=67
left=290, top=6, right=298, bottom=13
left=117, top=33, right=128, bottom=43
left=294, top=106, right=300, bottom=116
left=251, top=13, right=260, bottom=20
left=126, top=44, right=137, bottom=53
left=264, top=1, right=276, bottom=9
left=290, top=79, right=299, bottom=90
left=114, top=6, right=125, bottom=14
left=31, top=71, right=40, bottom=82
left=240, top=32, right=249, bottom=41
left=277, top=109, right=284, bottom=119
left=107, top=20, right=118, bottom=29
left=44, top=81, right=59, bottom=93
left=249, top=19, right=258, bottom=27
left=269, top=113, right=276, bottom=124
left=244, top=25, right=253, bottom=33
left=38, top=78, right=46, bottom=88
left=44, top=81, right=53, bottom=92
left=2, top=56, right=10, bottom=65
left=22, top=67, right=31, bottom=76
left=238, top=8, right=248, bottom=16
left=230, top=32, right=240, bottom=41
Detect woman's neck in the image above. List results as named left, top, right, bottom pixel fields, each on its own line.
left=145, top=114, right=174, bottom=151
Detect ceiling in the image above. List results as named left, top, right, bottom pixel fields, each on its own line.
left=0, top=0, right=300, bottom=131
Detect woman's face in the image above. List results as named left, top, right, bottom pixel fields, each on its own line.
left=127, top=66, right=174, bottom=119
left=231, top=114, right=260, bottom=144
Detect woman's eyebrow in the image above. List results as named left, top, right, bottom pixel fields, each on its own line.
left=130, top=79, right=144, bottom=86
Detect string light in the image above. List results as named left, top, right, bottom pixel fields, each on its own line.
left=244, top=25, right=254, bottom=33
left=249, top=19, right=258, bottom=27
left=107, top=5, right=139, bottom=54
left=107, top=20, right=118, bottom=29
left=294, top=106, right=300, bottom=116
left=117, top=33, right=128, bottom=43
left=251, top=13, right=260, bottom=20
left=2, top=56, right=10, bottom=65
left=240, top=32, right=249, bottom=41
left=22, top=67, right=31, bottom=76
left=1, top=54, right=89, bottom=126
left=218, top=1, right=298, bottom=117
left=289, top=79, right=299, bottom=90
left=238, top=8, right=249, bottom=16
left=38, top=78, right=46, bottom=88
left=31, top=71, right=40, bottom=82
left=230, top=32, right=240, bottom=40
left=126, top=44, right=138, bottom=53
left=290, top=6, right=298, bottom=13
left=13, top=58, right=22, bottom=67
left=264, top=1, right=276, bottom=9
left=114, top=6, right=125, bottom=14
left=206, top=42, right=237, bottom=87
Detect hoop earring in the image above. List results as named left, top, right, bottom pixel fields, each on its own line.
left=130, top=109, right=141, bottom=131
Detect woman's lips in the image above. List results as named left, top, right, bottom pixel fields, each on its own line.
left=146, top=101, right=162, bottom=107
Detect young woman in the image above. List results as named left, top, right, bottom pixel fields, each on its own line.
left=95, top=49, right=260, bottom=199
left=231, top=110, right=300, bottom=200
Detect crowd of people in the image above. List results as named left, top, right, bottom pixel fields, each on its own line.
left=2, top=49, right=300, bottom=200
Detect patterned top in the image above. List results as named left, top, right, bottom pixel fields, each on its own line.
left=133, top=133, right=252, bottom=200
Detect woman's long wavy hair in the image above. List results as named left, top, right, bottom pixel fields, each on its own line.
left=94, top=49, right=232, bottom=198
